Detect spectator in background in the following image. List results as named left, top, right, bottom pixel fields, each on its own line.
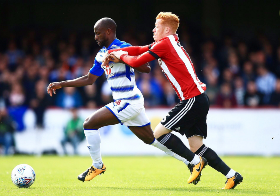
left=8, top=82, right=26, bottom=107
left=220, top=68, right=234, bottom=87
left=263, top=41, right=274, bottom=72
left=233, top=77, right=245, bottom=106
left=275, top=46, right=280, bottom=78
left=29, top=80, right=51, bottom=128
left=67, top=44, right=78, bottom=70
left=161, top=82, right=179, bottom=107
left=55, top=87, right=83, bottom=109
left=83, top=84, right=100, bottom=109
left=216, top=82, right=237, bottom=108
left=227, top=51, right=241, bottom=77
left=269, top=79, right=280, bottom=107
left=22, top=63, right=40, bottom=104
left=139, top=79, right=160, bottom=107
left=202, top=57, right=220, bottom=85
left=205, top=71, right=219, bottom=105
left=100, top=81, right=113, bottom=104
left=242, top=61, right=256, bottom=87
left=244, top=81, right=264, bottom=107
left=72, top=57, right=85, bottom=79
left=49, top=64, right=72, bottom=83
left=80, top=38, right=92, bottom=61
left=0, top=108, right=16, bottom=155
left=7, top=82, right=27, bottom=131
left=61, top=108, right=84, bottom=155
left=137, top=73, right=163, bottom=107
left=255, top=65, right=276, bottom=104
left=237, top=41, right=248, bottom=66
left=5, top=40, right=24, bottom=72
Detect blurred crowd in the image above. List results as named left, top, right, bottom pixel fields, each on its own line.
left=0, top=28, right=280, bottom=129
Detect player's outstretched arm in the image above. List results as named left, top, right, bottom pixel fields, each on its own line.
left=47, top=73, right=98, bottom=96
left=109, top=45, right=150, bottom=56
left=107, top=54, right=151, bottom=73
left=110, top=51, right=156, bottom=68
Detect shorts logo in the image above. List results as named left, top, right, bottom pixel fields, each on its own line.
left=161, top=114, right=170, bottom=123
left=175, top=127, right=180, bottom=131
left=114, top=100, right=121, bottom=105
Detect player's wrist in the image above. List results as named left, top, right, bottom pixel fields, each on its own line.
left=59, top=81, right=66, bottom=87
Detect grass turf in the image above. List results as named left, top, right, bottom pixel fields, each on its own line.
left=0, top=156, right=280, bottom=196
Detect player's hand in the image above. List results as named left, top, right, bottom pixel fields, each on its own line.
left=47, top=82, right=62, bottom=97
left=102, top=55, right=111, bottom=67
left=108, top=54, right=121, bottom=63
left=110, top=50, right=128, bottom=59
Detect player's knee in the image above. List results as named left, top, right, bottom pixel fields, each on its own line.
left=153, top=130, right=165, bottom=139
left=153, top=124, right=170, bottom=139
left=142, top=136, right=155, bottom=145
left=189, top=143, right=203, bottom=153
left=83, top=119, right=92, bottom=130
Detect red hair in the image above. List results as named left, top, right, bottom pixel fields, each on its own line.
left=156, top=12, right=180, bottom=33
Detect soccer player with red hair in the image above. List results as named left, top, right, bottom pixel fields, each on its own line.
left=108, top=12, right=243, bottom=189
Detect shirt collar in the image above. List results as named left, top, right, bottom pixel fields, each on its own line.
left=106, top=38, right=121, bottom=50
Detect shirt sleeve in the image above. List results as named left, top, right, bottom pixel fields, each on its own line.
left=109, top=45, right=150, bottom=56
left=120, top=51, right=156, bottom=68
left=148, top=40, right=167, bottom=59
left=89, top=59, right=104, bottom=76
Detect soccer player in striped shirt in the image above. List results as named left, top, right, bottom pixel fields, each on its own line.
left=108, top=12, right=243, bottom=189
left=47, top=17, right=202, bottom=184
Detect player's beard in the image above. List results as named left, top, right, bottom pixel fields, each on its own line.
left=97, top=39, right=109, bottom=47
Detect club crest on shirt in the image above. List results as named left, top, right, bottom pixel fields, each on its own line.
left=102, top=63, right=114, bottom=77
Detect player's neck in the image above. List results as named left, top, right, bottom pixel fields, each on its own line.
left=105, top=36, right=117, bottom=48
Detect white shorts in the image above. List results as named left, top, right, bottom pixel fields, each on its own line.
left=105, top=100, right=150, bottom=127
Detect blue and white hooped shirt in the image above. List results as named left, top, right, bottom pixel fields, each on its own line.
left=90, top=38, right=143, bottom=103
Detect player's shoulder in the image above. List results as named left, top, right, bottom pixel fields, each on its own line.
left=151, top=37, right=170, bottom=49
left=119, top=40, right=131, bottom=49
left=110, top=39, right=131, bottom=49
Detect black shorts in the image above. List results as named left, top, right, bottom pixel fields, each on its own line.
left=161, top=93, right=210, bottom=138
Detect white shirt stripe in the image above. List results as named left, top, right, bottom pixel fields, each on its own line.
left=167, top=35, right=204, bottom=93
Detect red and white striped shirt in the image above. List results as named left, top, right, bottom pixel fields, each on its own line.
left=109, top=34, right=206, bottom=101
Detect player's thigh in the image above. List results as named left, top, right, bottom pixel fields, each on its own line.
left=83, top=106, right=119, bottom=129
left=129, top=125, right=155, bottom=144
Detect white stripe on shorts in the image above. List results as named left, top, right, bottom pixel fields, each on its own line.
left=165, top=97, right=195, bottom=129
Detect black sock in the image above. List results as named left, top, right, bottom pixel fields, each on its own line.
left=157, top=133, right=195, bottom=162
left=195, top=144, right=230, bottom=176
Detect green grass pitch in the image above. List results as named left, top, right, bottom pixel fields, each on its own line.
left=1, top=156, right=280, bottom=196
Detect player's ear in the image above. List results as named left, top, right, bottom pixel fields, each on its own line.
left=165, top=26, right=170, bottom=34
left=107, top=28, right=111, bottom=35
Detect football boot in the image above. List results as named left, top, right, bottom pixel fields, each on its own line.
left=77, top=164, right=106, bottom=182
left=187, top=157, right=207, bottom=184
left=223, top=172, right=243, bottom=189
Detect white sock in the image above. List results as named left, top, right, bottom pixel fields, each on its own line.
left=226, top=169, right=236, bottom=178
left=84, top=129, right=103, bottom=169
left=190, top=154, right=200, bottom=165
left=151, top=139, right=190, bottom=165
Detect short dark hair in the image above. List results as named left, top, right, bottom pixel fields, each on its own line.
left=97, top=17, right=117, bottom=33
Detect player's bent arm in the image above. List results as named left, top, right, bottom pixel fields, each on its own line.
left=133, top=62, right=151, bottom=73
left=120, top=52, right=156, bottom=68
left=109, top=45, right=150, bottom=56
left=60, top=72, right=98, bottom=87
left=47, top=73, right=98, bottom=96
